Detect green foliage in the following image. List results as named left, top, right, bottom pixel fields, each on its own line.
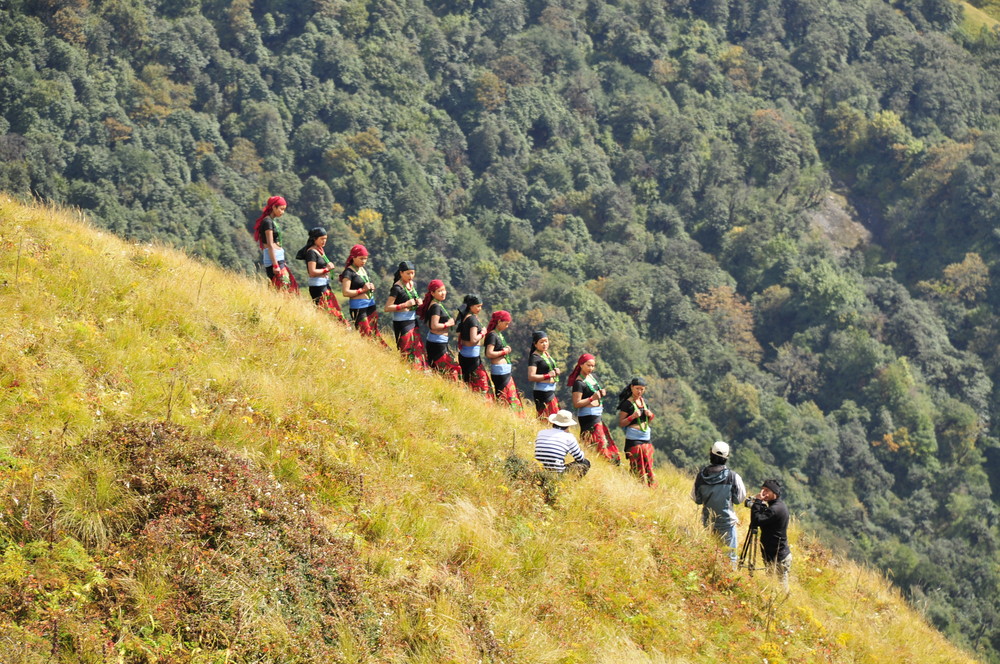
left=3, top=0, right=1000, bottom=657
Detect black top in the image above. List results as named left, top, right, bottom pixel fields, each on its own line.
left=750, top=498, right=791, bottom=562
left=339, top=266, right=367, bottom=289
left=259, top=217, right=281, bottom=246
left=425, top=301, right=450, bottom=326
left=531, top=351, right=556, bottom=376
left=304, top=247, right=330, bottom=268
left=484, top=331, right=507, bottom=353
left=618, top=400, right=650, bottom=428
left=389, top=283, right=419, bottom=308
left=573, top=377, right=597, bottom=399
left=458, top=314, right=481, bottom=343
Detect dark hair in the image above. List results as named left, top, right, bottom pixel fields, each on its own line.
left=616, top=377, right=647, bottom=408
left=295, top=227, right=328, bottom=261
left=529, top=330, right=547, bottom=360
left=393, top=260, right=416, bottom=282
left=762, top=479, right=782, bottom=497
left=457, top=293, right=482, bottom=321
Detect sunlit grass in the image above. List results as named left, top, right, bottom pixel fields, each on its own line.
left=959, top=0, right=1000, bottom=35
left=0, top=195, right=982, bottom=662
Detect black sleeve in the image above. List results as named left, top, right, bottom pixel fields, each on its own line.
left=619, top=400, right=636, bottom=415
left=750, top=501, right=788, bottom=529
left=388, top=284, right=405, bottom=302
left=531, top=352, right=545, bottom=372
left=429, top=302, right=449, bottom=324
left=573, top=379, right=589, bottom=396
left=339, top=267, right=364, bottom=288
left=485, top=331, right=499, bottom=350
left=459, top=315, right=479, bottom=341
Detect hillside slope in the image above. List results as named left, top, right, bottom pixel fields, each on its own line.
left=0, top=197, right=979, bottom=663
left=5, top=1, right=1000, bottom=655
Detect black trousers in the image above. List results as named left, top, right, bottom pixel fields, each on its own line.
left=459, top=354, right=480, bottom=383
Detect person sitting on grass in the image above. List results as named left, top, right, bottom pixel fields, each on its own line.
left=533, top=410, right=590, bottom=478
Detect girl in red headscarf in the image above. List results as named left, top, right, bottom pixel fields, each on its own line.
left=339, top=244, right=388, bottom=347
left=253, top=196, right=298, bottom=292
left=417, top=280, right=461, bottom=380
left=484, top=311, right=524, bottom=412
left=385, top=260, right=429, bottom=369
left=568, top=354, right=621, bottom=464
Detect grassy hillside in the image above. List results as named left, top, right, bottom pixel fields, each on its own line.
left=0, top=195, right=979, bottom=663
left=959, top=0, right=1000, bottom=33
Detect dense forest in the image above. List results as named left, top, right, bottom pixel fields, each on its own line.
left=2, top=0, right=1000, bottom=658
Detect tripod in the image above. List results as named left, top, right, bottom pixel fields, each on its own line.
left=738, top=525, right=761, bottom=575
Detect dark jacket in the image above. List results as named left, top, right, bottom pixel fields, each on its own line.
left=750, top=497, right=790, bottom=562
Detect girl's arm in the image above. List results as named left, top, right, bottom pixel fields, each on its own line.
left=264, top=228, right=279, bottom=268
left=619, top=403, right=637, bottom=428
left=527, top=363, right=553, bottom=383
left=306, top=260, right=330, bottom=279
left=342, top=276, right=370, bottom=299
left=430, top=314, right=452, bottom=334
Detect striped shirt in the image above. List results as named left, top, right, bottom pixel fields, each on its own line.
left=534, top=428, right=585, bottom=473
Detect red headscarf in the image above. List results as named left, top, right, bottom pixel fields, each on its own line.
left=344, top=244, right=369, bottom=270
left=485, top=310, right=511, bottom=335
left=253, top=195, right=286, bottom=247
left=566, top=353, right=595, bottom=387
left=417, top=279, right=445, bottom=319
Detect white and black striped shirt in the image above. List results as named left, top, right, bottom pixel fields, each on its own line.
left=534, top=428, right=585, bottom=473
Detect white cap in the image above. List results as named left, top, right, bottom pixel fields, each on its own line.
left=711, top=440, right=730, bottom=459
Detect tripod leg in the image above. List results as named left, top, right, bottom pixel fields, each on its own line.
left=738, top=527, right=753, bottom=570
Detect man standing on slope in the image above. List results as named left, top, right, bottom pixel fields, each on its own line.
left=747, top=479, right=791, bottom=589
left=691, top=441, right=747, bottom=566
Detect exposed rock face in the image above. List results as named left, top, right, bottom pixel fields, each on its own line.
left=806, top=192, right=871, bottom=253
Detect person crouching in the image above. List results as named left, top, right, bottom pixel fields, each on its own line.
left=533, top=410, right=590, bottom=478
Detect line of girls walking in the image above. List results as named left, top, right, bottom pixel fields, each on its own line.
left=253, top=197, right=656, bottom=486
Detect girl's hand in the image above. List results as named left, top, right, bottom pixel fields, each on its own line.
left=553, top=368, right=561, bottom=376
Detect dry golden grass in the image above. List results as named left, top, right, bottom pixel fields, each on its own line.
left=0, top=195, right=983, bottom=662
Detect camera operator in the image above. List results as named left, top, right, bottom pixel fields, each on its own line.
left=746, top=479, right=791, bottom=589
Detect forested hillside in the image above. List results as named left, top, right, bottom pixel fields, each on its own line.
left=2, top=0, right=1000, bottom=658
